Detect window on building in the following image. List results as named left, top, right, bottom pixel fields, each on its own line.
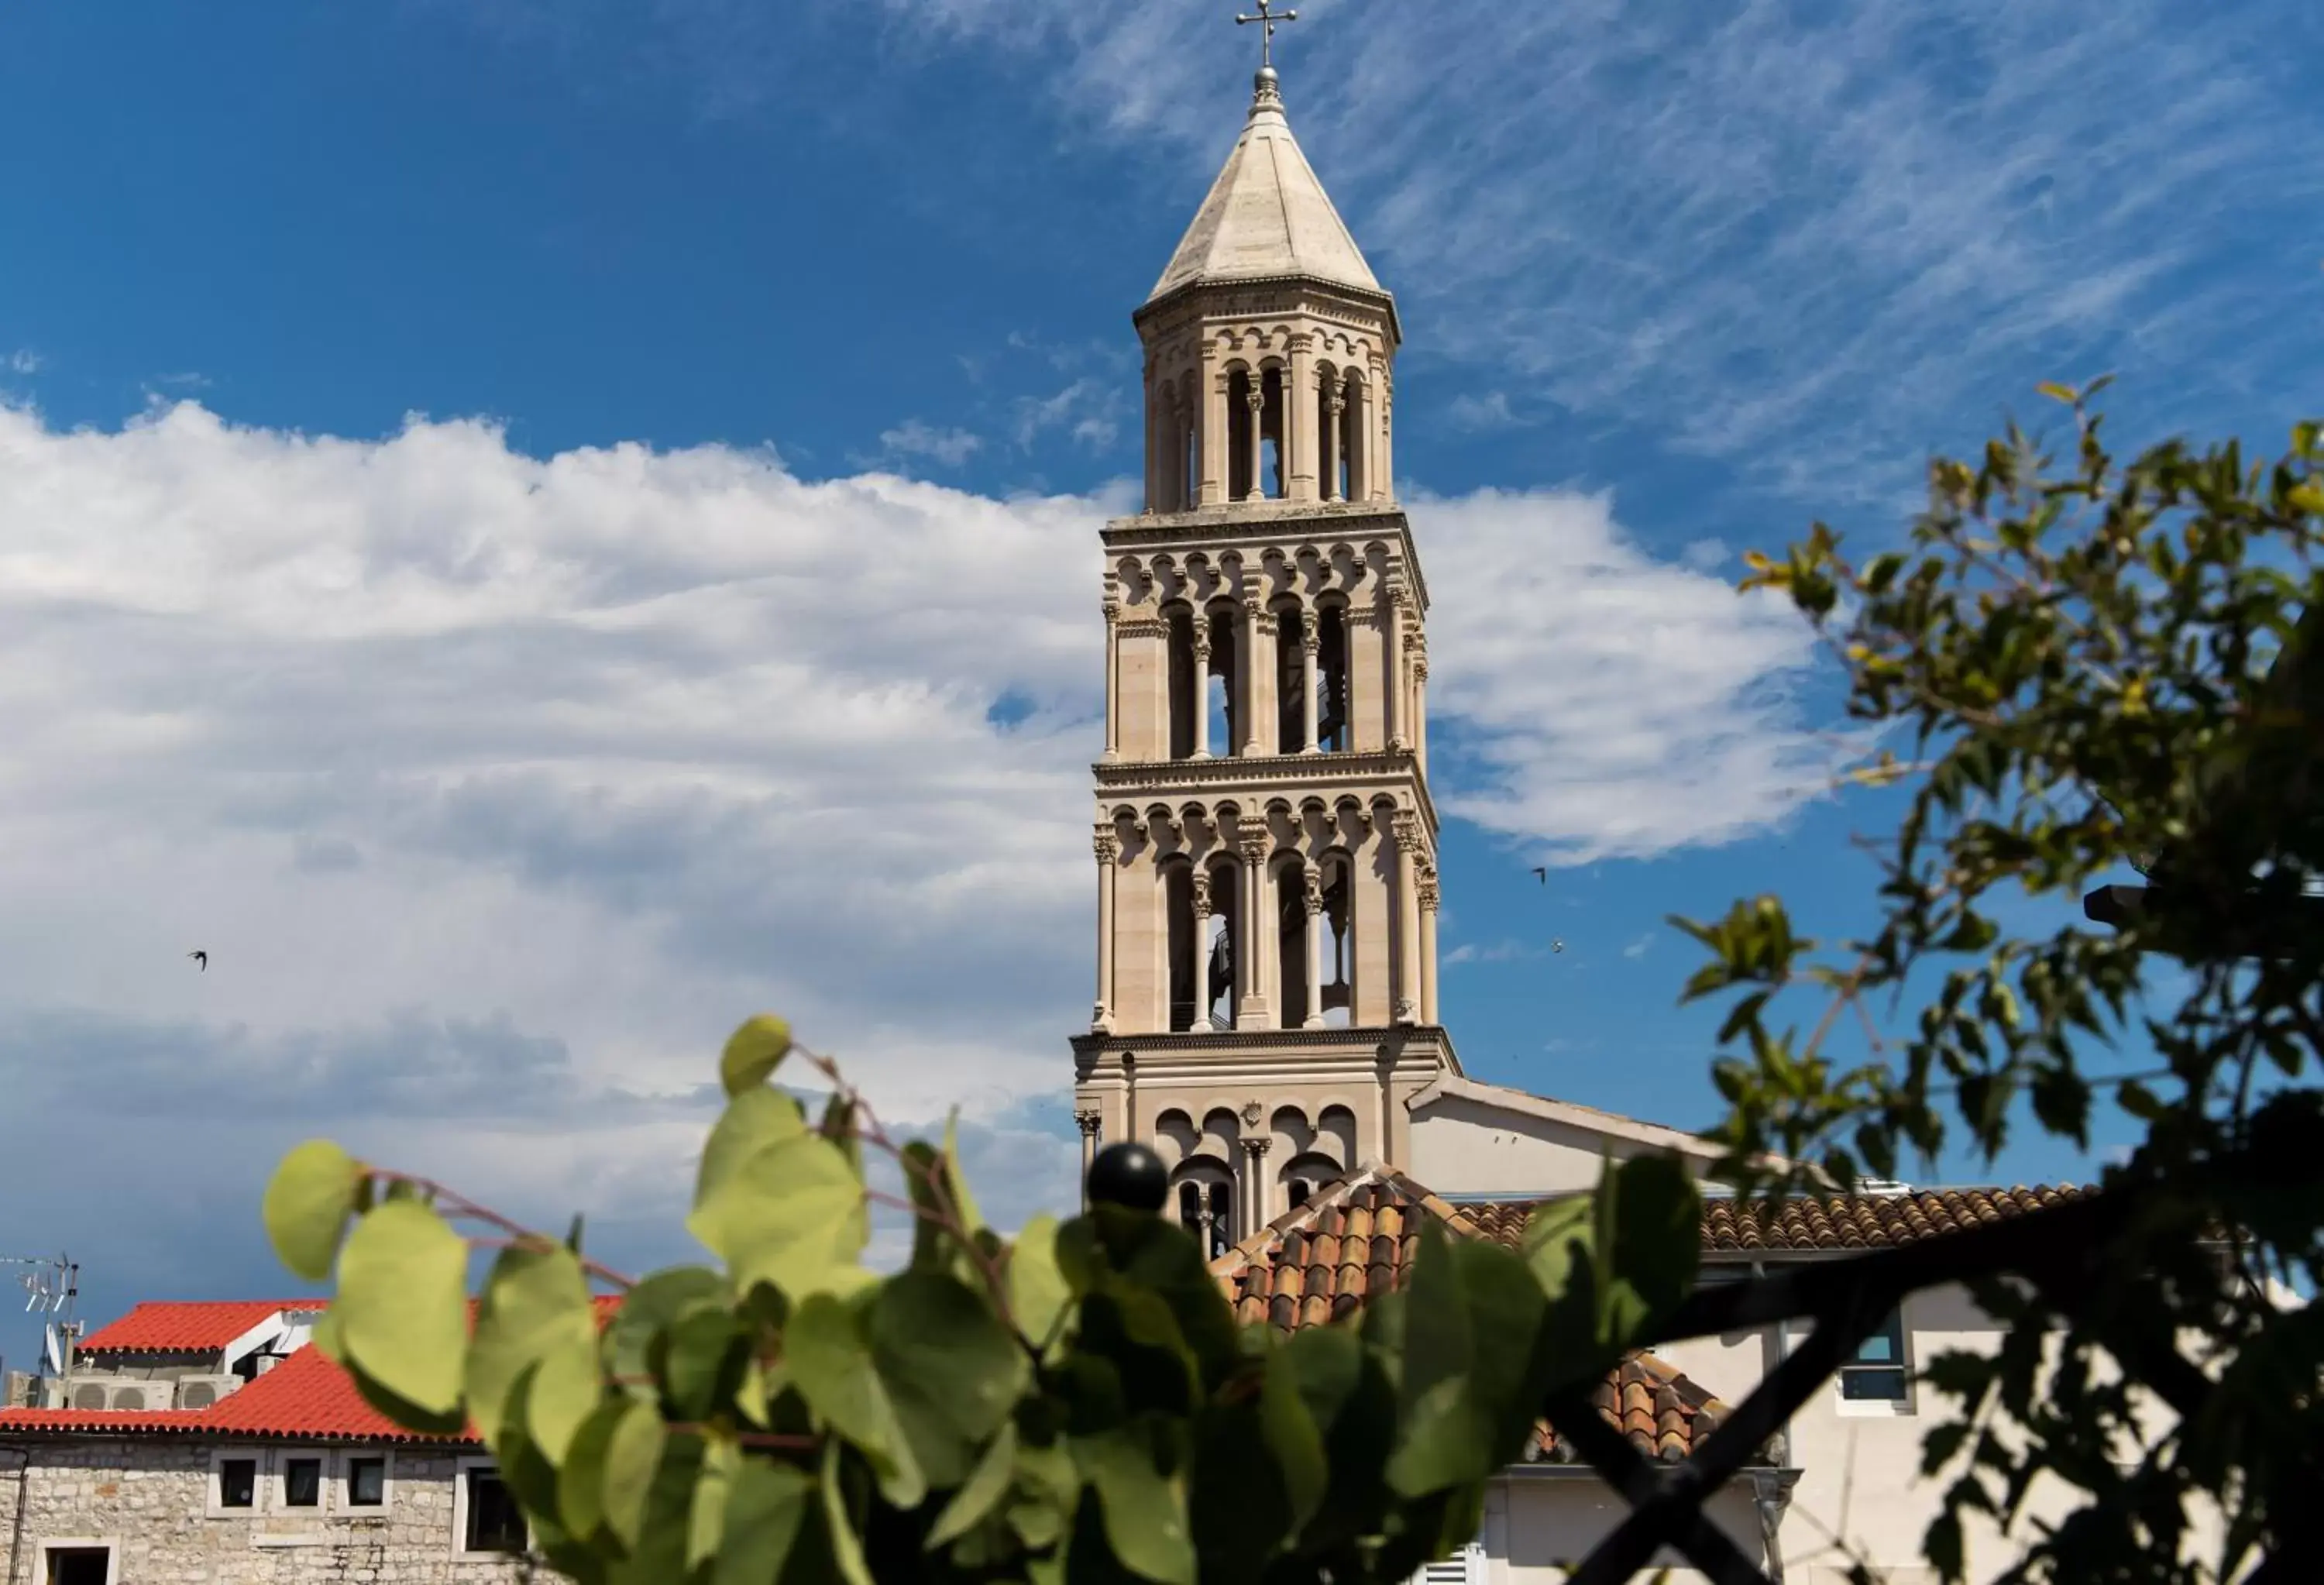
left=217, top=1456, right=257, bottom=1509
left=283, top=1455, right=324, bottom=1508
left=464, top=1466, right=528, bottom=1554
left=43, top=1548, right=112, bottom=1585
left=1839, top=1307, right=1910, bottom=1401
left=346, top=1456, right=387, bottom=1508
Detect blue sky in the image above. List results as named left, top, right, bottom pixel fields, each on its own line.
left=2, top=0, right=2321, bottom=1354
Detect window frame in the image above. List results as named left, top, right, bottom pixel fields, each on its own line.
left=1834, top=1303, right=1915, bottom=1415
left=206, top=1449, right=265, bottom=1518
left=338, top=1449, right=395, bottom=1514
left=451, top=1456, right=531, bottom=1561
left=274, top=1447, right=331, bottom=1513
left=34, top=1538, right=119, bottom=1585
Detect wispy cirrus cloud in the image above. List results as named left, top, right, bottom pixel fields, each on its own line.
left=872, top=0, right=2324, bottom=501
left=875, top=418, right=984, bottom=468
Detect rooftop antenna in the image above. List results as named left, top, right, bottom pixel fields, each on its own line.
left=5, top=1252, right=81, bottom=1380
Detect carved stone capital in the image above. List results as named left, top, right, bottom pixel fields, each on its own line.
left=1303, top=864, right=1325, bottom=917
left=1074, top=1109, right=1103, bottom=1140
left=1236, top=817, right=1273, bottom=867
left=1191, top=872, right=1213, bottom=919
left=1390, top=810, right=1426, bottom=854
left=1417, top=867, right=1441, bottom=913
left=1240, top=1136, right=1273, bottom=1159
left=1302, top=627, right=1321, bottom=658
left=1244, top=389, right=1264, bottom=413
left=1102, top=597, right=1122, bottom=623
left=1191, top=630, right=1212, bottom=664
left=1093, top=824, right=1122, bottom=865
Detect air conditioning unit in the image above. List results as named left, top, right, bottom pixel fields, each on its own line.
left=60, top=1377, right=115, bottom=1411
left=2, top=1370, right=36, bottom=1409
left=174, top=1374, right=246, bottom=1411
left=106, top=1380, right=177, bottom=1411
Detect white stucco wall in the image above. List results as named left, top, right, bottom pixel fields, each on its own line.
left=1406, top=1088, right=1721, bottom=1197
left=1482, top=1470, right=1772, bottom=1583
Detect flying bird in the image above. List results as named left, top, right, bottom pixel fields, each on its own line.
left=1531, top=867, right=1546, bottom=884
left=1551, top=939, right=1565, bottom=954
left=187, top=951, right=207, bottom=971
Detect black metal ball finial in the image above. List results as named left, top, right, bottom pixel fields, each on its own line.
left=1087, top=1141, right=1169, bottom=1212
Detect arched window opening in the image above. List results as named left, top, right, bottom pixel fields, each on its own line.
left=1317, top=604, right=1350, bottom=753
left=1287, top=1179, right=1312, bottom=1210
left=1165, top=862, right=1198, bottom=1033
left=1259, top=365, right=1285, bottom=500
left=1275, top=860, right=1308, bottom=1031
left=1322, top=853, right=1354, bottom=1028
left=1274, top=604, right=1306, bottom=753
left=1202, top=860, right=1241, bottom=1030
left=1175, top=1177, right=1233, bottom=1258
left=1340, top=376, right=1367, bottom=502
left=1205, top=607, right=1236, bottom=758
left=1226, top=366, right=1257, bottom=502
left=1205, top=1184, right=1231, bottom=1257
left=1167, top=608, right=1198, bottom=760
left=1181, top=385, right=1198, bottom=507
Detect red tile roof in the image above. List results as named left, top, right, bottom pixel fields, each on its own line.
left=1212, top=1167, right=1749, bottom=1463
left=1445, top=1183, right=2093, bottom=1256
left=2, top=1294, right=624, bottom=1443
left=77, top=1300, right=321, bottom=1355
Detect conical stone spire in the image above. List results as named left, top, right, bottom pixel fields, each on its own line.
left=1146, top=67, right=1380, bottom=303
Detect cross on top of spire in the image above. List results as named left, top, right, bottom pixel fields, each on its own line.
left=1234, top=0, right=1298, bottom=71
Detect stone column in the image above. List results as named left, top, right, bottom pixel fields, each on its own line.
left=1303, top=863, right=1325, bottom=1029
left=1239, top=1137, right=1274, bottom=1239
left=1242, top=387, right=1265, bottom=500
left=1191, top=871, right=1215, bottom=1030
left=1391, top=810, right=1423, bottom=1024
left=1102, top=597, right=1122, bottom=762
left=1373, top=359, right=1394, bottom=501
left=1287, top=335, right=1317, bottom=501
left=1321, top=389, right=1345, bottom=501
left=1301, top=619, right=1321, bottom=753
left=1384, top=580, right=1407, bottom=752
left=1411, top=631, right=1428, bottom=773
left=1199, top=350, right=1228, bottom=507
left=1093, top=823, right=1120, bottom=1032
left=1076, top=1110, right=1102, bottom=1209
left=1239, top=597, right=1264, bottom=758
left=1236, top=818, right=1273, bottom=1029
left=1191, top=624, right=1213, bottom=759
left=1418, top=865, right=1440, bottom=1025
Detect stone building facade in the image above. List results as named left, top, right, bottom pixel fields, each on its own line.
left=1, top=1305, right=531, bottom=1585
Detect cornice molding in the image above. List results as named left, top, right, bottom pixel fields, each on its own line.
left=1102, top=507, right=1431, bottom=609
left=1071, top=1023, right=1461, bottom=1068
left=1133, top=273, right=1404, bottom=346
left=1093, top=751, right=1439, bottom=835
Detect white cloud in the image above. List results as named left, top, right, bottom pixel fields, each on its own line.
left=1622, top=932, right=1655, bottom=960
left=1012, top=376, right=1122, bottom=452
left=1446, top=391, right=1521, bottom=432
left=869, top=0, right=2322, bottom=502
left=1417, top=485, right=1844, bottom=865
left=877, top=418, right=983, bottom=467
left=4, top=349, right=41, bottom=376
left=0, top=398, right=1834, bottom=1309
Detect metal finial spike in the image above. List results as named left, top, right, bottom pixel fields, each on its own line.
left=1234, top=0, right=1299, bottom=72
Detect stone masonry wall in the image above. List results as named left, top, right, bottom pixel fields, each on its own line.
left=2, top=1439, right=542, bottom=1583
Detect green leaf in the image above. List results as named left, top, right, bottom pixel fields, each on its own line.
left=696, top=1087, right=809, bottom=1211
left=868, top=1270, right=1029, bottom=1489
left=1078, top=1429, right=1195, bottom=1585
left=1008, top=1214, right=1074, bottom=1354
left=690, top=1435, right=740, bottom=1573
left=720, top=1015, right=795, bottom=1098
left=663, top=1306, right=751, bottom=1423
left=820, top=1441, right=876, bottom=1585
left=1518, top=1194, right=1595, bottom=1302
left=606, top=1266, right=732, bottom=1404
left=263, top=1140, right=364, bottom=1282
left=927, top=1421, right=1020, bottom=1550
left=601, top=1399, right=669, bottom=1552
left=785, top=1292, right=924, bottom=1508
left=687, top=1129, right=871, bottom=1305
left=942, top=1109, right=987, bottom=1237
left=335, top=1198, right=469, bottom=1418
left=559, top=1397, right=633, bottom=1543
left=715, top=1459, right=815, bottom=1585
left=1259, top=1346, right=1326, bottom=1532
left=610, top=1430, right=707, bottom=1585
left=469, top=1240, right=599, bottom=1456
left=1596, top=1153, right=1701, bottom=1343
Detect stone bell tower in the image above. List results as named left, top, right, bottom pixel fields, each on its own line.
left=1072, top=46, right=1460, bottom=1255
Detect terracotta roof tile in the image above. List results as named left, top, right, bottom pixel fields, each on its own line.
left=1213, top=1169, right=1745, bottom=1463
left=77, top=1300, right=321, bottom=1355
left=1446, top=1184, right=2092, bottom=1256
left=2, top=1294, right=625, bottom=1443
